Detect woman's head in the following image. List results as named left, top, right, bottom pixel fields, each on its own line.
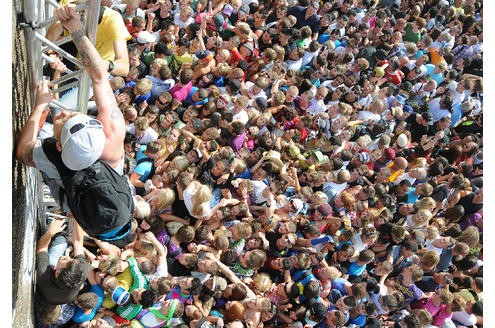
left=191, top=184, right=212, bottom=218
left=224, top=301, right=245, bottom=322
left=150, top=188, right=176, bottom=212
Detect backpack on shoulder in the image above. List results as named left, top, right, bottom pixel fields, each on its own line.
left=42, top=138, right=134, bottom=238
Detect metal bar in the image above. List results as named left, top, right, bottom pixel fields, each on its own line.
left=50, top=99, right=75, bottom=111
left=33, top=2, right=88, bottom=29
left=34, top=32, right=82, bottom=68
left=52, top=35, right=73, bottom=47
left=52, top=80, right=80, bottom=95
left=77, top=0, right=101, bottom=115
left=46, top=0, right=61, bottom=9
left=48, top=70, right=81, bottom=86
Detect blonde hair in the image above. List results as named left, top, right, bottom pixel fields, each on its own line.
left=191, top=184, right=212, bottom=218
left=135, top=78, right=153, bottom=95
left=420, top=250, right=440, bottom=268
left=411, top=209, right=433, bottom=227
left=327, top=266, right=343, bottom=280
left=154, top=188, right=176, bottom=212
left=170, top=156, right=190, bottom=173
left=134, top=197, right=151, bottom=219
left=313, top=191, right=329, bottom=205
left=134, top=116, right=149, bottom=131
left=251, top=273, right=272, bottom=293
left=415, top=197, right=436, bottom=212
left=152, top=57, right=168, bottom=69
left=54, top=112, right=79, bottom=141
left=235, top=95, right=250, bottom=107
left=135, top=239, right=158, bottom=259
left=410, top=157, right=427, bottom=169
left=457, top=226, right=479, bottom=249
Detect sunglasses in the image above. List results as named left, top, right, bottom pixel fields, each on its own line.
left=157, top=97, right=170, bottom=106
left=63, top=119, right=103, bottom=147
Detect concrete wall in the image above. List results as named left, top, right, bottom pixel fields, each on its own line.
left=12, top=1, right=38, bottom=327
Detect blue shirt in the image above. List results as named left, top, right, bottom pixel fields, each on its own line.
left=71, top=284, right=104, bottom=323
left=134, top=145, right=154, bottom=182
left=347, top=261, right=367, bottom=277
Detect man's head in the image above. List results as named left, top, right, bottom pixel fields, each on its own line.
left=55, top=255, right=90, bottom=290
left=54, top=112, right=105, bottom=170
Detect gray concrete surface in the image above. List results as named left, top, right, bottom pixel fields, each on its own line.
left=13, top=1, right=37, bottom=326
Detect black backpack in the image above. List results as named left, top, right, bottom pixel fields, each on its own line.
left=42, top=138, right=134, bottom=237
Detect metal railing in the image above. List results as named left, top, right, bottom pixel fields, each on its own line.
left=21, top=0, right=101, bottom=114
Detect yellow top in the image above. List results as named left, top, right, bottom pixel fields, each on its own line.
left=94, top=8, right=132, bottom=61
left=101, top=268, right=133, bottom=309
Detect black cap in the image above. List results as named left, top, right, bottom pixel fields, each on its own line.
left=255, top=97, right=268, bottom=111
left=154, top=42, right=172, bottom=56
left=421, top=111, right=434, bottom=125
left=375, top=49, right=388, bottom=60
left=228, top=79, right=241, bottom=93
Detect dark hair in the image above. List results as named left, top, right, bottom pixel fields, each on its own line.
left=140, top=290, right=158, bottom=308
left=57, top=259, right=89, bottom=290
left=403, top=313, right=420, bottom=328
left=195, top=225, right=211, bottom=242
left=189, top=277, right=203, bottom=295
left=303, top=280, right=320, bottom=299
left=220, top=249, right=239, bottom=266
left=231, top=284, right=248, bottom=300
left=77, top=292, right=99, bottom=310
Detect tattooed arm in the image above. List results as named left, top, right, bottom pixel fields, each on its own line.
left=54, top=5, right=126, bottom=167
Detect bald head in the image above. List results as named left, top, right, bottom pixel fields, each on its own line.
left=394, top=157, right=408, bottom=170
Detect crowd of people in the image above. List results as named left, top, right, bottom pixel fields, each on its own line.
left=28, top=0, right=483, bottom=326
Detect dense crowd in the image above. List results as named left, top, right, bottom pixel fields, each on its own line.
left=32, top=0, right=483, bottom=327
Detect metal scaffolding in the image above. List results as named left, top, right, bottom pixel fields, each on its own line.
left=21, top=0, right=101, bottom=114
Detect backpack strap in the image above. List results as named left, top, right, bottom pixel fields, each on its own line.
left=136, top=156, right=154, bottom=166
left=41, top=137, right=75, bottom=179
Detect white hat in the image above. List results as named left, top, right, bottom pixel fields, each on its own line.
left=137, top=31, right=156, bottom=44
left=166, top=221, right=184, bottom=235
left=396, top=133, right=408, bottom=148
left=262, top=150, right=284, bottom=168
left=289, top=198, right=304, bottom=217
left=60, top=114, right=105, bottom=171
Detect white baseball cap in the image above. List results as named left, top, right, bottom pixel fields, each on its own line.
left=60, top=114, right=105, bottom=170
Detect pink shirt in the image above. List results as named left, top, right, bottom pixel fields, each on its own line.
left=433, top=304, right=453, bottom=327
left=424, top=297, right=441, bottom=317
left=169, top=81, right=192, bottom=102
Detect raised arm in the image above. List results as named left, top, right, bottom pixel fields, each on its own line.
left=54, top=5, right=126, bottom=168
left=16, top=81, right=54, bottom=167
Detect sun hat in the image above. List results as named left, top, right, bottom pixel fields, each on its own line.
left=60, top=114, right=105, bottom=171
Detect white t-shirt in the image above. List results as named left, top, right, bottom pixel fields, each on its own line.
left=183, top=182, right=212, bottom=219
left=127, top=124, right=159, bottom=145
left=451, top=310, right=477, bottom=326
